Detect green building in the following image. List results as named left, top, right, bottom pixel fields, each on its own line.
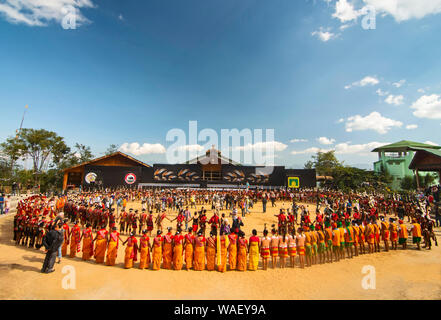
left=372, top=140, right=441, bottom=190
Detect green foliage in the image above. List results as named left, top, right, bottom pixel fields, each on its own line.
left=1, top=129, right=95, bottom=193
left=304, top=150, right=395, bottom=192
left=105, top=144, right=119, bottom=155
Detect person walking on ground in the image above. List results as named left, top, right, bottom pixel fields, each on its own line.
left=41, top=223, right=64, bottom=274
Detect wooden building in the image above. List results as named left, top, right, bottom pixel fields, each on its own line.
left=62, top=152, right=150, bottom=191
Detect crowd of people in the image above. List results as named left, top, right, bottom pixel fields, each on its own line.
left=10, top=187, right=440, bottom=273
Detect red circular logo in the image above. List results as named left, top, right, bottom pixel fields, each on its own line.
left=125, top=173, right=137, bottom=184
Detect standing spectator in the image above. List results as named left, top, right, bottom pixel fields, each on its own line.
left=5, top=195, right=10, bottom=214
left=0, top=193, right=4, bottom=215
left=262, top=195, right=267, bottom=213
left=41, top=223, right=64, bottom=274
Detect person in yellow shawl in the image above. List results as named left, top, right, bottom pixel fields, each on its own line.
left=151, top=230, right=163, bottom=270
left=237, top=231, right=248, bottom=271
left=162, top=227, right=174, bottom=269
left=61, top=220, right=70, bottom=257
left=216, top=230, right=229, bottom=272
left=193, top=230, right=206, bottom=271
left=106, top=227, right=123, bottom=266
left=139, top=229, right=151, bottom=270
left=123, top=232, right=138, bottom=269
left=69, top=222, right=81, bottom=258
left=173, top=230, right=184, bottom=270
left=80, top=223, right=93, bottom=261
left=228, top=229, right=238, bottom=270
left=93, top=224, right=108, bottom=264
left=206, top=231, right=217, bottom=271
left=248, top=229, right=260, bottom=271
left=184, top=228, right=194, bottom=270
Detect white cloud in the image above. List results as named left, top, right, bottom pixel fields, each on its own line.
left=410, top=94, right=441, bottom=119
left=290, top=141, right=387, bottom=156
left=290, top=139, right=308, bottom=143
left=0, top=0, right=95, bottom=27
left=363, top=0, right=441, bottom=22
left=236, top=141, right=288, bottom=152
left=405, top=124, right=418, bottom=130
left=333, top=0, right=362, bottom=22
left=118, top=14, right=124, bottom=21
left=334, top=141, right=389, bottom=155
left=417, top=88, right=425, bottom=93
left=176, top=144, right=205, bottom=152
left=316, top=137, right=336, bottom=145
left=392, top=79, right=406, bottom=88
left=291, top=147, right=332, bottom=155
left=345, top=76, right=379, bottom=89
left=311, top=28, right=338, bottom=42
left=337, top=118, right=345, bottom=123
left=385, top=94, right=404, bottom=106
left=376, top=89, right=389, bottom=96
left=344, top=111, right=403, bottom=134
left=119, top=142, right=166, bottom=156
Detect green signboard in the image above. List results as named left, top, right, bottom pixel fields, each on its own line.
left=288, top=177, right=300, bottom=188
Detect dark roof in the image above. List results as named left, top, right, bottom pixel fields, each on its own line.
left=185, top=148, right=242, bottom=166
left=372, top=140, right=441, bottom=152
left=63, top=151, right=150, bottom=171
left=408, top=147, right=441, bottom=171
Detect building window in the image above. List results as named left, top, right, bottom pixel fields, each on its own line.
left=202, top=170, right=222, bottom=181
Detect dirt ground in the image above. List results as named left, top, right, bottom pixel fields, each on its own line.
left=1, top=200, right=440, bottom=300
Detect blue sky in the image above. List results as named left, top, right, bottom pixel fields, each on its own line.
left=1, top=0, right=441, bottom=169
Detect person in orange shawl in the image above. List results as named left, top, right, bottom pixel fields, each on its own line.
left=93, top=224, right=108, bottom=264
left=410, top=218, right=422, bottom=250
left=248, top=229, right=260, bottom=271
left=228, top=229, right=238, bottom=270
left=61, top=220, right=70, bottom=257
left=237, top=231, right=248, bottom=271
left=139, top=229, right=151, bottom=270
left=380, top=216, right=390, bottom=252
left=151, top=230, right=163, bottom=270
left=106, top=227, right=123, bottom=266
left=173, top=230, right=184, bottom=270
left=123, top=232, right=138, bottom=269
left=80, top=223, right=94, bottom=261
left=162, top=227, right=174, bottom=269
left=389, top=218, right=398, bottom=250
left=69, top=222, right=81, bottom=258
left=365, top=220, right=375, bottom=254
left=398, top=219, right=408, bottom=249
left=206, top=230, right=217, bottom=271
left=193, top=230, right=206, bottom=271
left=217, top=230, right=229, bottom=273
left=184, top=228, right=194, bottom=270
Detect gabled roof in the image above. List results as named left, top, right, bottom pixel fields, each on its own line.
left=408, top=147, right=441, bottom=171
left=184, top=147, right=242, bottom=166
left=372, top=140, right=441, bottom=152
left=63, top=151, right=150, bottom=172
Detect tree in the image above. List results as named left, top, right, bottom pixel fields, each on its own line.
left=105, top=144, right=119, bottom=155
left=1, top=129, right=70, bottom=174
left=73, top=143, right=94, bottom=163
left=304, top=151, right=341, bottom=176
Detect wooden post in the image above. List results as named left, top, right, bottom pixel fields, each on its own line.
left=415, top=169, right=420, bottom=190
left=62, top=172, right=68, bottom=191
